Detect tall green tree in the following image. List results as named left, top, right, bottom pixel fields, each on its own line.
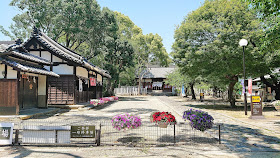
left=246, top=0, right=280, bottom=99
left=172, top=0, right=263, bottom=107
left=114, top=12, right=171, bottom=92
left=2, top=0, right=104, bottom=52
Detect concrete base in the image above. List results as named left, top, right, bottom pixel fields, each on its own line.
left=249, top=115, right=265, bottom=119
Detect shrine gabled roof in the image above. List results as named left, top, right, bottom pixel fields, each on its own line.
left=24, top=27, right=111, bottom=78
left=0, top=58, right=59, bottom=77
left=140, top=67, right=175, bottom=79
left=0, top=43, right=51, bottom=65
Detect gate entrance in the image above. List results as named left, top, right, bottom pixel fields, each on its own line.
left=19, top=77, right=38, bottom=109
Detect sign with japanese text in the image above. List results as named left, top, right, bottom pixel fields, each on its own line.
left=248, top=79, right=252, bottom=95
left=71, top=126, right=95, bottom=138
left=79, top=79, right=83, bottom=92
left=0, top=123, right=14, bottom=145
left=251, top=96, right=263, bottom=116
left=90, top=78, right=96, bottom=86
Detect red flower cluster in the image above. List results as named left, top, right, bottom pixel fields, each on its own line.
left=150, top=112, right=176, bottom=125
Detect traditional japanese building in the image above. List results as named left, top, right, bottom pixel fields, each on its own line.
left=23, top=28, right=111, bottom=105
left=0, top=40, right=59, bottom=115
left=136, top=66, right=175, bottom=93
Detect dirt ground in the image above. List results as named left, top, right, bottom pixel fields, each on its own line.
left=1, top=95, right=280, bottom=158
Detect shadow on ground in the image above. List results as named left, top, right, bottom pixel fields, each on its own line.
left=118, top=97, right=148, bottom=102
left=106, top=108, right=156, bottom=115
left=4, top=146, right=82, bottom=158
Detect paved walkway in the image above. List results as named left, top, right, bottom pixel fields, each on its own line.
left=1, top=96, right=280, bottom=158
left=157, top=96, right=280, bottom=154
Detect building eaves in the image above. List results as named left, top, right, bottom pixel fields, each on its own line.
left=25, top=27, right=111, bottom=78
left=1, top=58, right=59, bottom=77
left=0, top=44, right=51, bottom=65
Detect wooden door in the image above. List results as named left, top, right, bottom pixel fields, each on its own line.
left=20, top=77, right=38, bottom=109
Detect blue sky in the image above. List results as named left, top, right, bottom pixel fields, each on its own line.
left=0, top=0, right=204, bottom=53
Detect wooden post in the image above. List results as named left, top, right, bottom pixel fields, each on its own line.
left=14, top=129, right=19, bottom=145
left=174, top=124, right=176, bottom=144
left=219, top=124, right=221, bottom=144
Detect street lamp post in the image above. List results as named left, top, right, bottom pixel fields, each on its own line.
left=239, top=39, right=248, bottom=115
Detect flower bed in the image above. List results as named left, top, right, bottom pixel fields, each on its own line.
left=183, top=109, right=214, bottom=132
left=150, top=112, right=176, bottom=125
left=112, top=114, right=142, bottom=130
left=90, top=96, right=118, bottom=106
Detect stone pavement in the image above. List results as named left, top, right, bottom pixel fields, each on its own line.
left=157, top=96, right=280, bottom=155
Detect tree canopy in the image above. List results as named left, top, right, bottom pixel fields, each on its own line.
left=172, top=0, right=263, bottom=107
left=1, top=0, right=171, bottom=95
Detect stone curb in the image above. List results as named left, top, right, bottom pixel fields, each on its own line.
left=19, top=108, right=60, bottom=120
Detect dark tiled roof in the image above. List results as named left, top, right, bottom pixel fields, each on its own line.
left=0, top=44, right=51, bottom=65
left=24, top=28, right=111, bottom=78
left=141, top=67, right=175, bottom=79
left=1, top=58, right=59, bottom=77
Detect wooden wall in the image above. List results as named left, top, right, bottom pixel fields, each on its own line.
left=0, top=79, right=18, bottom=115
left=48, top=75, right=75, bottom=105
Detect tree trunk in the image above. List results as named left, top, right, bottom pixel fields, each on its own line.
left=213, top=86, right=218, bottom=98
left=184, top=86, right=188, bottom=97
left=228, top=76, right=238, bottom=108
left=138, top=78, right=142, bottom=95
left=107, top=79, right=113, bottom=96
left=189, top=82, right=196, bottom=100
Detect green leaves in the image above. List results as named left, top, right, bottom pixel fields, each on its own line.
left=172, top=0, right=263, bottom=107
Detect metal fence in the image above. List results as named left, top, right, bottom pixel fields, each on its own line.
left=114, top=87, right=147, bottom=96
left=8, top=120, right=220, bottom=146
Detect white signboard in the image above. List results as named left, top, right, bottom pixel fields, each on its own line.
left=79, top=79, right=83, bottom=92
left=0, top=123, right=14, bottom=145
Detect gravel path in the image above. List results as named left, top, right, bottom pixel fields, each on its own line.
left=157, top=96, right=280, bottom=154
left=2, top=95, right=280, bottom=157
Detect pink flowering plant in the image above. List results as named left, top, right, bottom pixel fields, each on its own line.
left=183, top=109, right=214, bottom=132
left=112, top=114, right=142, bottom=131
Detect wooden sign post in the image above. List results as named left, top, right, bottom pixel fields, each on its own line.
left=249, top=96, right=264, bottom=119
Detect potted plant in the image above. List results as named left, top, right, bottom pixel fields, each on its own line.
left=150, top=112, right=177, bottom=128
left=183, top=109, right=214, bottom=132
left=112, top=114, right=142, bottom=131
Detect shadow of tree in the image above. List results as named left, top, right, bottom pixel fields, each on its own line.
left=106, top=108, right=156, bottom=115
left=117, top=136, right=146, bottom=144
left=219, top=123, right=280, bottom=152
left=118, top=97, right=148, bottom=102
left=5, top=146, right=82, bottom=158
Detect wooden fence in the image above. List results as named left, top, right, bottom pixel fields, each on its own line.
left=114, top=86, right=147, bottom=95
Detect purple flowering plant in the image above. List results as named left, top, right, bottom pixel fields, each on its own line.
left=112, top=114, right=142, bottom=131
left=183, top=109, right=214, bottom=132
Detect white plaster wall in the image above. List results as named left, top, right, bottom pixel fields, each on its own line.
left=7, top=66, right=17, bottom=79
left=41, top=51, right=52, bottom=61
left=53, top=55, right=63, bottom=62
left=0, top=64, right=4, bottom=78
left=97, top=74, right=102, bottom=82
left=38, top=75, right=46, bottom=95
left=30, top=51, right=40, bottom=57
left=76, top=67, right=88, bottom=78
left=53, top=64, right=73, bottom=75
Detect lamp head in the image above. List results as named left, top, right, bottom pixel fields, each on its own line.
left=239, top=39, right=248, bottom=47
